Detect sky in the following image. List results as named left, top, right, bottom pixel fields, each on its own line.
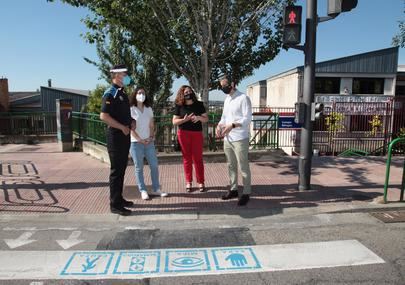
left=0, top=0, right=404, bottom=101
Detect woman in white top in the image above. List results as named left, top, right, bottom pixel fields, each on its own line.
left=129, top=87, right=168, bottom=200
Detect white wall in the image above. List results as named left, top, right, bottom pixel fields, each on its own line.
left=266, top=72, right=300, bottom=107
left=246, top=82, right=267, bottom=107
left=340, top=78, right=353, bottom=94
left=384, top=78, right=395, bottom=95
left=247, top=85, right=262, bottom=107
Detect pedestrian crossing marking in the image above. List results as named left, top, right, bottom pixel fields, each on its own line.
left=0, top=240, right=385, bottom=280
left=60, top=252, right=114, bottom=276
left=113, top=251, right=161, bottom=275
left=212, top=248, right=261, bottom=270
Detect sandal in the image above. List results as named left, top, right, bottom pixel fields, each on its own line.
left=186, top=184, right=192, bottom=193
left=198, top=185, right=206, bottom=192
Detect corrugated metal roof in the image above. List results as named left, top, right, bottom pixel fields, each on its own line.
left=313, top=47, right=398, bottom=74
left=262, top=47, right=399, bottom=83
left=40, top=87, right=88, bottom=112
left=41, top=86, right=90, bottom=97
left=9, top=92, right=40, bottom=102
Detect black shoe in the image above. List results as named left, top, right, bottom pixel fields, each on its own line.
left=221, top=190, right=238, bottom=200
left=110, top=206, right=132, bottom=216
left=122, top=200, right=134, bottom=207
left=237, top=194, right=250, bottom=206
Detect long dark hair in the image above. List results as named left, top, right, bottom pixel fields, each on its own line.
left=129, top=87, right=152, bottom=108
left=175, top=85, right=198, bottom=106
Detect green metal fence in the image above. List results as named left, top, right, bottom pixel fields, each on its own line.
left=71, top=112, right=279, bottom=152
left=249, top=113, right=279, bottom=149
left=72, top=112, right=107, bottom=145
left=0, top=112, right=57, bottom=135
left=383, top=137, right=405, bottom=203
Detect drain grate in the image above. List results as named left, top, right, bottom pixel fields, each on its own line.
left=370, top=210, right=405, bottom=223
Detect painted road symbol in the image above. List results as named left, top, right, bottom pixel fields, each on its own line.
left=165, top=249, right=210, bottom=272
left=212, top=248, right=261, bottom=270
left=113, top=251, right=160, bottom=275
left=61, top=252, right=114, bottom=276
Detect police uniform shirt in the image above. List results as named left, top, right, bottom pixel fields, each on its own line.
left=101, top=84, right=132, bottom=128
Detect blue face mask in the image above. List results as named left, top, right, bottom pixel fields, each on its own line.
left=122, top=75, right=131, bottom=87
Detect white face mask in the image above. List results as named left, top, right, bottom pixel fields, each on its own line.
left=136, top=94, right=146, bottom=103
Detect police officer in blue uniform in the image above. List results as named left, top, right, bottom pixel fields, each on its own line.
left=100, top=64, right=135, bottom=216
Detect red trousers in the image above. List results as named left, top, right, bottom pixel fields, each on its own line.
left=177, top=129, right=205, bottom=184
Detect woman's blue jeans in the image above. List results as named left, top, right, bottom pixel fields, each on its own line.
left=130, top=141, right=160, bottom=192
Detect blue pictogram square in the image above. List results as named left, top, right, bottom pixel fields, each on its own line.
left=113, top=251, right=161, bottom=275
left=211, top=247, right=261, bottom=271
left=165, top=249, right=210, bottom=273
left=60, top=252, right=115, bottom=276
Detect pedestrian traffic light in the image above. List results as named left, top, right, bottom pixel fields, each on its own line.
left=283, top=5, right=302, bottom=46
left=311, top=102, right=324, bottom=121
left=327, top=0, right=358, bottom=17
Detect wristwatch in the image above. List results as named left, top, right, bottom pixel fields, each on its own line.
left=232, top=123, right=236, bottom=128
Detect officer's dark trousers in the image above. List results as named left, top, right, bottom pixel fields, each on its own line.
left=107, top=128, right=130, bottom=208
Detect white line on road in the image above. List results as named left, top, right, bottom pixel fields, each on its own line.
left=3, top=227, right=37, bottom=231
left=56, top=231, right=85, bottom=250
left=4, top=232, right=36, bottom=249
left=0, top=240, right=385, bottom=280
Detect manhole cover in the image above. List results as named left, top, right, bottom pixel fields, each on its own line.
left=370, top=210, right=405, bottom=223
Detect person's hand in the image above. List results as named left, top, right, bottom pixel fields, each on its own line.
left=121, top=125, right=130, bottom=136
left=183, top=113, right=194, bottom=122
left=221, top=124, right=233, bottom=137
left=131, top=121, right=136, bottom=131
left=216, top=125, right=224, bottom=138
left=191, top=115, right=200, bottom=123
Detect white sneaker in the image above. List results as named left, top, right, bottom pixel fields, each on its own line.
left=154, top=190, right=168, bottom=197
left=141, top=191, right=150, bottom=200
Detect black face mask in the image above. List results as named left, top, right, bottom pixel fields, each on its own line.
left=221, top=85, right=232, bottom=94
left=184, top=93, right=193, bottom=100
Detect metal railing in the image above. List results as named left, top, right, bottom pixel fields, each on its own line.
left=383, top=137, right=405, bottom=203
left=0, top=112, right=57, bottom=135
left=249, top=113, right=279, bottom=149
left=71, top=112, right=279, bottom=152
left=72, top=112, right=107, bottom=145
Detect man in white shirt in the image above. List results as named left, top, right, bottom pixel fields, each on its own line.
left=216, top=75, right=252, bottom=206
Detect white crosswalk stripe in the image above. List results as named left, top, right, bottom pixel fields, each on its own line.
left=0, top=240, right=385, bottom=280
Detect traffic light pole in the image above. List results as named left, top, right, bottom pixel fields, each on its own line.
left=298, top=0, right=317, bottom=191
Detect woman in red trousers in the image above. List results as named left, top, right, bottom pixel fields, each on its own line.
left=172, top=85, right=208, bottom=192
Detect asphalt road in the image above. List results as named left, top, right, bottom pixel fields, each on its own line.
left=0, top=211, right=404, bottom=285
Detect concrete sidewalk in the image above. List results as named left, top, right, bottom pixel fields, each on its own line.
left=0, top=143, right=404, bottom=216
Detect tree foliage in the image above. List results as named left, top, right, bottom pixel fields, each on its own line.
left=83, top=25, right=174, bottom=108
left=51, top=0, right=293, bottom=105
left=85, top=84, right=107, bottom=113
left=392, top=0, right=405, bottom=47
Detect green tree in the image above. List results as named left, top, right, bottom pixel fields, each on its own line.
left=85, top=84, right=108, bottom=113
left=83, top=25, right=174, bottom=107
left=51, top=0, right=293, bottom=105
left=393, top=0, right=405, bottom=47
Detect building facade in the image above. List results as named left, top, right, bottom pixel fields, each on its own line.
left=247, top=47, right=400, bottom=109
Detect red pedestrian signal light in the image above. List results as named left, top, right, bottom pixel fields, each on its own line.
left=288, top=11, right=297, bottom=24
left=284, top=6, right=302, bottom=26
left=283, top=5, right=302, bottom=46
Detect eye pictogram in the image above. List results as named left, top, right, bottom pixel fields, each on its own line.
left=171, top=257, right=204, bottom=268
